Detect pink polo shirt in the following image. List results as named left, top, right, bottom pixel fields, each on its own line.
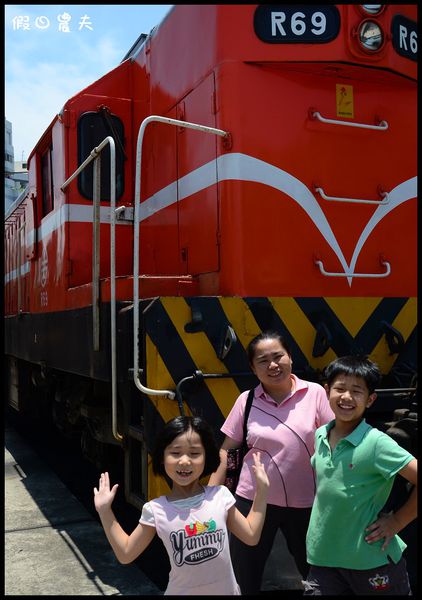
left=221, top=375, right=334, bottom=508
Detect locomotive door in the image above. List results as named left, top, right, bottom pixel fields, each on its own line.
left=176, top=73, right=219, bottom=275
left=139, top=74, right=219, bottom=276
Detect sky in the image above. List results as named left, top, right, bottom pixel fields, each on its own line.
left=5, top=4, right=173, bottom=163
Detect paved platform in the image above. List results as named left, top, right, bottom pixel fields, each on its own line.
left=5, top=423, right=162, bottom=596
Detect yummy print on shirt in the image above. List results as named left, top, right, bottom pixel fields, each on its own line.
left=170, top=518, right=225, bottom=566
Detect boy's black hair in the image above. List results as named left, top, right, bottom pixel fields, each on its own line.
left=152, top=415, right=221, bottom=477
left=324, top=355, right=381, bottom=394
left=247, top=330, right=291, bottom=364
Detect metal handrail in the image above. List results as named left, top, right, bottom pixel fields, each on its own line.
left=61, top=137, right=115, bottom=190
left=315, top=186, right=389, bottom=205
left=311, top=111, right=388, bottom=131
left=92, top=158, right=101, bottom=351
left=132, top=115, right=229, bottom=400
left=315, top=259, right=391, bottom=278
left=174, top=370, right=253, bottom=417
left=62, top=136, right=122, bottom=441
left=5, top=185, right=30, bottom=221
left=375, top=388, right=417, bottom=394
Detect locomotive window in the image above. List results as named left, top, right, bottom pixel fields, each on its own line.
left=41, top=146, right=54, bottom=216
left=77, top=110, right=125, bottom=201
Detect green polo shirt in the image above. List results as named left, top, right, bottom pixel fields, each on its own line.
left=306, top=419, right=414, bottom=569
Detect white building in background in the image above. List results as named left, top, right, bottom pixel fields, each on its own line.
left=13, top=159, right=29, bottom=191
left=4, top=118, right=29, bottom=213
left=5, top=118, right=16, bottom=211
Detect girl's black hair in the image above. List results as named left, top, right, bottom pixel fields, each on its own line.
left=324, top=355, right=381, bottom=394
left=152, top=415, right=221, bottom=478
left=247, top=330, right=291, bottom=364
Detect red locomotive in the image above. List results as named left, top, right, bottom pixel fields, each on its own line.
left=5, top=4, right=417, bottom=514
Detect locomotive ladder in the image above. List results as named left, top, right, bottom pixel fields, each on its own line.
left=62, top=118, right=229, bottom=507
left=130, top=117, right=229, bottom=400
left=116, top=117, right=229, bottom=506
left=61, top=135, right=119, bottom=438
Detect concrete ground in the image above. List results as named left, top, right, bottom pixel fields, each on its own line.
left=5, top=423, right=162, bottom=596
left=5, top=420, right=304, bottom=595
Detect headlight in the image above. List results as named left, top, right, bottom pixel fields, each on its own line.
left=358, top=20, right=384, bottom=51
left=360, top=5, right=384, bottom=15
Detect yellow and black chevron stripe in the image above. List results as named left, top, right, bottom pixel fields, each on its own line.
left=140, top=296, right=416, bottom=498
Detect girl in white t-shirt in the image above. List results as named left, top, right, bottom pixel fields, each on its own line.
left=94, top=415, right=269, bottom=595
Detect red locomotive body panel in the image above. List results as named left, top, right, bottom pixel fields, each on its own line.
left=5, top=7, right=417, bottom=562
left=214, top=60, right=416, bottom=297
left=5, top=5, right=417, bottom=315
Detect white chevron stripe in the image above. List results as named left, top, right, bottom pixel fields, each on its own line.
left=141, top=153, right=416, bottom=284
left=349, top=177, right=417, bottom=274
left=5, top=153, right=417, bottom=285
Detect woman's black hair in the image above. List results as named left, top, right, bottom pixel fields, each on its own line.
left=324, top=355, right=381, bottom=394
left=247, top=330, right=291, bottom=364
left=152, top=415, right=221, bottom=478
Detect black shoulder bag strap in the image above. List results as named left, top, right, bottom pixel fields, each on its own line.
left=241, top=387, right=255, bottom=455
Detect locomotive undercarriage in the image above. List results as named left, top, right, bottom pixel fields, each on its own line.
left=5, top=298, right=418, bottom=586
left=5, top=297, right=418, bottom=505
left=7, top=356, right=126, bottom=468
left=5, top=303, right=149, bottom=507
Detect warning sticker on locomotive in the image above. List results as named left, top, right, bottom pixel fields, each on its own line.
left=336, top=84, right=354, bottom=119
left=254, top=5, right=340, bottom=43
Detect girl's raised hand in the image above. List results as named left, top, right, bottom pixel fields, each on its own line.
left=93, top=472, right=119, bottom=513
left=251, top=452, right=269, bottom=489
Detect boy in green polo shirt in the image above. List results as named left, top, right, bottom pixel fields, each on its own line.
left=304, top=356, right=417, bottom=595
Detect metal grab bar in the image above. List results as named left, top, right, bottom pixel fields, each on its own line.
left=311, top=111, right=388, bottom=131
left=133, top=115, right=230, bottom=400
left=62, top=135, right=122, bottom=442
left=375, top=388, right=417, bottom=394
left=315, top=259, right=391, bottom=278
left=175, top=371, right=253, bottom=417
left=61, top=136, right=116, bottom=190
left=139, top=274, right=193, bottom=280
left=315, top=186, right=389, bottom=205
left=92, top=158, right=101, bottom=352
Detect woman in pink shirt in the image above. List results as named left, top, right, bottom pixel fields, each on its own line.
left=94, top=415, right=269, bottom=595
left=209, top=331, right=334, bottom=594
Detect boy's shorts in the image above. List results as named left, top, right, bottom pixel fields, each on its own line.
left=303, top=557, right=411, bottom=595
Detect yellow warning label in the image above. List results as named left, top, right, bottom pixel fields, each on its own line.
left=336, top=84, right=354, bottom=118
